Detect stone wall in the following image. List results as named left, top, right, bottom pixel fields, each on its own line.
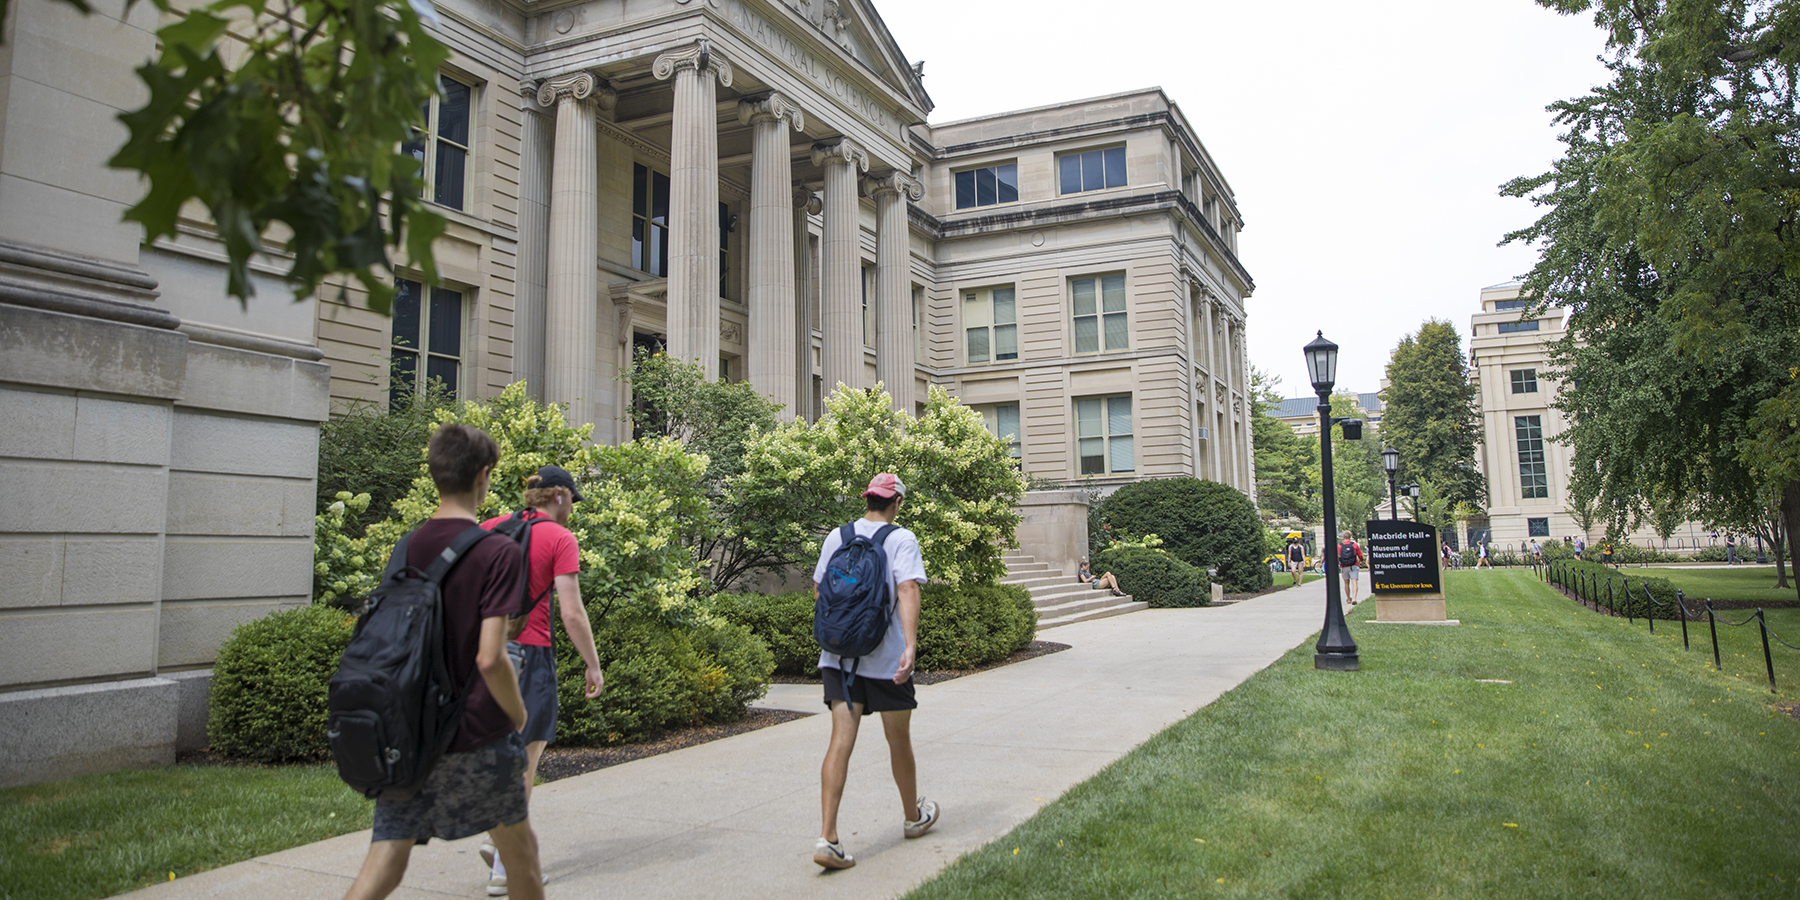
left=1014, top=490, right=1090, bottom=577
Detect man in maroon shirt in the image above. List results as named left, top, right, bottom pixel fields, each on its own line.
left=344, top=424, right=544, bottom=900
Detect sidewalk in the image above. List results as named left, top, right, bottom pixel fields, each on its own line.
left=117, top=577, right=1347, bottom=900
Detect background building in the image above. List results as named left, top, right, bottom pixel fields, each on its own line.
left=0, top=0, right=1256, bottom=784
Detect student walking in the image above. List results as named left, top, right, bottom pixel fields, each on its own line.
left=1475, top=541, right=1492, bottom=570
left=1337, top=530, right=1364, bottom=606
left=1726, top=534, right=1740, bottom=565
left=813, top=473, right=938, bottom=870
left=1285, top=536, right=1306, bottom=587
left=343, top=424, right=544, bottom=900
left=476, top=465, right=605, bottom=896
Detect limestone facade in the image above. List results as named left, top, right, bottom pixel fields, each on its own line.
left=313, top=0, right=1257, bottom=495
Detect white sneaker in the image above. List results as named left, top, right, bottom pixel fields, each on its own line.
left=486, top=871, right=548, bottom=897
left=813, top=837, right=855, bottom=869
left=904, top=797, right=940, bottom=838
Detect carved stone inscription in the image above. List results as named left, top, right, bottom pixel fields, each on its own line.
left=726, top=1, right=902, bottom=140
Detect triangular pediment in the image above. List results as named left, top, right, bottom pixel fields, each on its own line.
left=770, top=0, right=933, bottom=115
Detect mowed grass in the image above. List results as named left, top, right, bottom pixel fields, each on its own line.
left=1640, top=565, right=1800, bottom=606
left=0, top=762, right=370, bottom=900
left=905, top=569, right=1800, bottom=900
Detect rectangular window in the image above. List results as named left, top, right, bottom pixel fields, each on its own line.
left=963, top=286, right=1017, bottom=364
left=1058, top=146, right=1127, bottom=195
left=403, top=74, right=472, bottom=210
left=1498, top=320, right=1541, bottom=334
left=978, top=403, right=1023, bottom=462
left=1516, top=415, right=1548, bottom=499
left=390, top=278, right=463, bottom=409
left=912, top=285, right=925, bottom=360
left=719, top=202, right=732, bottom=299
left=1511, top=368, right=1538, bottom=393
left=1071, top=273, right=1127, bottom=353
left=1528, top=517, right=1550, bottom=537
left=954, top=162, right=1020, bottom=210
left=862, top=264, right=873, bottom=347
left=632, top=163, right=671, bottom=276
left=1076, top=395, right=1133, bottom=475
left=1495, top=298, right=1527, bottom=311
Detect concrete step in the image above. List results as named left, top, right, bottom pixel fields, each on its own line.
left=1028, top=584, right=1118, bottom=606
left=1001, top=573, right=1082, bottom=591
left=1000, top=563, right=1054, bottom=577
left=1032, top=592, right=1142, bottom=619
left=1039, top=600, right=1151, bottom=630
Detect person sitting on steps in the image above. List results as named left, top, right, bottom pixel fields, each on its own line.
left=1077, top=558, right=1125, bottom=596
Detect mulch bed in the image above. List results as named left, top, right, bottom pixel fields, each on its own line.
left=770, top=639, right=1072, bottom=686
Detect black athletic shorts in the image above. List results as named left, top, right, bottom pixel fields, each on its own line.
left=515, top=643, right=559, bottom=745
left=822, top=666, right=917, bottom=715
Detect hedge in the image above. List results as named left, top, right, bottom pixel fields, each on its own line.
left=1093, top=546, right=1209, bottom=608
left=1546, top=558, right=1682, bottom=621
left=208, top=604, right=355, bottom=763
left=1097, top=478, right=1271, bottom=593
left=708, top=581, right=1038, bottom=676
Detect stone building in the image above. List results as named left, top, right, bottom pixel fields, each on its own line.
left=0, top=0, right=1254, bottom=784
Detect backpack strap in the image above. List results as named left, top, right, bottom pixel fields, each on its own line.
left=871, top=523, right=897, bottom=547
left=423, top=524, right=500, bottom=584
left=839, top=521, right=858, bottom=547
left=381, top=534, right=413, bottom=580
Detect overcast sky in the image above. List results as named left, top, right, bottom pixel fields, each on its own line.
left=878, top=0, right=1615, bottom=397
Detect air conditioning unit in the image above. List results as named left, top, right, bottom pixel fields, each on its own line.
left=1196, top=427, right=1210, bottom=440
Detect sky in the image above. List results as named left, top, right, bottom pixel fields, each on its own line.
left=876, top=0, right=1616, bottom=397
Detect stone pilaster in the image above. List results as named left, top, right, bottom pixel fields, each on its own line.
left=655, top=41, right=733, bottom=380
left=867, top=169, right=922, bottom=414
left=538, top=71, right=612, bottom=428
left=793, top=184, right=821, bottom=421
left=811, top=139, right=868, bottom=396
left=738, top=93, right=805, bottom=418
left=516, top=81, right=554, bottom=401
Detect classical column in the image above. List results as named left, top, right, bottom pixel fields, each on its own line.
left=793, top=184, right=821, bottom=421
left=868, top=169, right=923, bottom=414
left=1234, top=319, right=1254, bottom=493
left=516, top=82, right=554, bottom=401
left=538, top=72, right=610, bottom=429
left=737, top=93, right=806, bottom=418
left=654, top=40, right=733, bottom=380
left=811, top=139, right=869, bottom=396
left=1200, top=294, right=1224, bottom=484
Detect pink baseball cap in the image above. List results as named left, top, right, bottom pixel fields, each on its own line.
left=862, top=473, right=907, bottom=499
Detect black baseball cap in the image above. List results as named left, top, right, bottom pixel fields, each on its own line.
left=535, top=465, right=585, bottom=503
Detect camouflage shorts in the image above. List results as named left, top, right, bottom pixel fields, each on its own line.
left=372, top=731, right=528, bottom=844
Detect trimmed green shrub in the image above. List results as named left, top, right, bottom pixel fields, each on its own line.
left=917, top=582, right=1037, bottom=670
left=553, top=607, right=774, bottom=746
left=1094, top=545, right=1209, bottom=608
left=1098, top=478, right=1271, bottom=593
left=1694, top=545, right=1729, bottom=562
left=209, top=604, right=355, bottom=763
left=705, top=590, right=819, bottom=677
left=315, top=387, right=452, bottom=521
left=1546, top=558, right=1681, bottom=620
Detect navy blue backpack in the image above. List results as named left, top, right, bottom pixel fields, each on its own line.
left=814, top=522, right=897, bottom=688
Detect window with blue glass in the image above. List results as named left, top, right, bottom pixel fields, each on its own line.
left=1515, top=415, right=1548, bottom=499
left=390, top=278, right=462, bottom=409
left=1498, top=320, right=1540, bottom=334
left=954, top=162, right=1019, bottom=210
left=964, top=286, right=1017, bottom=364
left=1511, top=368, right=1538, bottom=393
left=1076, top=395, right=1133, bottom=475
left=1494, top=298, right=1527, bottom=311
left=1058, top=146, right=1126, bottom=195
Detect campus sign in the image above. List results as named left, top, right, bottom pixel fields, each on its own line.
left=1366, top=520, right=1441, bottom=594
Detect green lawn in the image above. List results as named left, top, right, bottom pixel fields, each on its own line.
left=1639, top=565, right=1800, bottom=606
left=906, top=569, right=1800, bottom=900
left=0, top=762, right=369, bottom=900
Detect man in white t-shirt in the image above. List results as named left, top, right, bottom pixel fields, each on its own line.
left=811, top=473, right=938, bottom=870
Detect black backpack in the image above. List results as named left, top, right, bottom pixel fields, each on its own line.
left=327, top=524, right=497, bottom=800
left=1338, top=542, right=1357, bottom=568
left=813, top=522, right=897, bottom=689
left=489, top=510, right=562, bottom=632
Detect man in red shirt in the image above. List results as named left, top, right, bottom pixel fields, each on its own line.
left=344, top=424, right=544, bottom=900
left=476, top=465, right=603, bottom=895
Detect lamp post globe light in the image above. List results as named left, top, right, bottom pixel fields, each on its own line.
left=1381, top=446, right=1400, bottom=520
left=1304, top=331, right=1359, bottom=671
left=1406, top=483, right=1421, bottom=522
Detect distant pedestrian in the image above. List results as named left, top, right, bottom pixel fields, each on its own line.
left=1337, top=530, right=1364, bottom=605
left=1602, top=543, right=1615, bottom=567
left=1726, top=534, right=1739, bottom=564
left=343, top=424, right=543, bottom=900
left=1475, top=541, right=1492, bottom=570
left=813, top=474, right=937, bottom=870
left=1530, top=540, right=1543, bottom=566
left=1441, top=540, right=1454, bottom=571
left=1575, top=538, right=1585, bottom=560
left=476, top=465, right=604, bottom=896
left=1285, top=537, right=1306, bottom=587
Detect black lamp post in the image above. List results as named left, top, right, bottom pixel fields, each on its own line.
left=1380, top=446, right=1400, bottom=520
left=1304, top=331, right=1359, bottom=671
left=1406, top=483, right=1421, bottom=522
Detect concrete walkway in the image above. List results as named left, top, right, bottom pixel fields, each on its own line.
left=118, top=577, right=1352, bottom=900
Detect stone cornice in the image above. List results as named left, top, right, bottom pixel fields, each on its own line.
left=864, top=170, right=924, bottom=202
left=811, top=138, right=869, bottom=173
left=737, top=92, right=807, bottom=133
left=653, top=39, right=735, bottom=88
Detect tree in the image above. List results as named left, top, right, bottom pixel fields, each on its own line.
left=1380, top=320, right=1486, bottom=508
left=1249, top=367, right=1320, bottom=524
left=1095, top=478, right=1272, bottom=593
left=1326, top=394, right=1385, bottom=540
left=9, top=0, right=451, bottom=311
left=625, top=352, right=790, bottom=595
left=1502, top=0, right=1800, bottom=599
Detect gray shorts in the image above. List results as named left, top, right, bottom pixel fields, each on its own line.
left=1341, top=566, right=1360, bottom=580
left=516, top=643, right=559, bottom=745
left=372, top=732, right=528, bottom=844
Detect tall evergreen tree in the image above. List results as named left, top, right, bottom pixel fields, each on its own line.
left=1380, top=320, right=1486, bottom=510
left=1502, top=0, right=1800, bottom=597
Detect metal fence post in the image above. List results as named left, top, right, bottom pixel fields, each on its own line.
left=1641, top=581, right=1654, bottom=634
left=1677, top=589, right=1689, bottom=651
left=1759, top=609, right=1776, bottom=693
left=1708, top=599, right=1722, bottom=671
